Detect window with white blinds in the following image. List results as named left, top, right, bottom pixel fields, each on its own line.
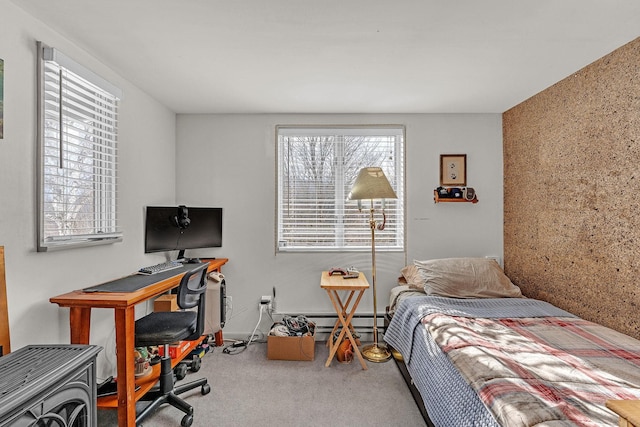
left=277, top=126, right=405, bottom=252
left=37, top=42, right=123, bottom=251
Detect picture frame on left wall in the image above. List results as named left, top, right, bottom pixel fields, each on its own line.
left=0, top=58, right=3, bottom=139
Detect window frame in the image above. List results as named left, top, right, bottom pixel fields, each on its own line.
left=276, top=125, right=406, bottom=253
left=36, top=42, right=123, bottom=252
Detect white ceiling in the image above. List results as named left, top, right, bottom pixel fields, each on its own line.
left=11, top=0, right=640, bottom=114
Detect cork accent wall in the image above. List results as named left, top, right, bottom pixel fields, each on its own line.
left=503, top=37, right=640, bottom=339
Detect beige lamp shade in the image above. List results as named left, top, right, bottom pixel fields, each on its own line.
left=348, top=167, right=397, bottom=201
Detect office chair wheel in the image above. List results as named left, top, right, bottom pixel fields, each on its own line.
left=181, top=414, right=194, bottom=427
left=190, top=356, right=201, bottom=372
left=201, top=383, right=211, bottom=395
left=174, top=363, right=188, bottom=380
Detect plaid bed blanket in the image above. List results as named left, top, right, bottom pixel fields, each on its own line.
left=385, top=295, right=575, bottom=365
left=427, top=313, right=640, bottom=426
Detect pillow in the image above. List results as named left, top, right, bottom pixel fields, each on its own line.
left=413, top=257, right=522, bottom=299
left=400, top=264, right=426, bottom=290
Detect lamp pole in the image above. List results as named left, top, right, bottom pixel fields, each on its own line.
left=361, top=201, right=391, bottom=362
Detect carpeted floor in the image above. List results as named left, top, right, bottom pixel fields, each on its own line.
left=98, top=341, right=427, bottom=426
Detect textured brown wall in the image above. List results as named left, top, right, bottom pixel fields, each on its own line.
left=503, top=37, right=640, bottom=339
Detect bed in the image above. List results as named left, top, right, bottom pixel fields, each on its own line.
left=383, top=258, right=640, bottom=427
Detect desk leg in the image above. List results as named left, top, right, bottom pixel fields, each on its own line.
left=114, top=306, right=137, bottom=426
left=69, top=307, right=91, bottom=344
left=214, top=330, right=223, bottom=347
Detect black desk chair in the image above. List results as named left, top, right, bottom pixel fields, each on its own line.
left=135, top=262, right=211, bottom=427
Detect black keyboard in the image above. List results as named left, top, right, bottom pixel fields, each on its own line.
left=138, top=261, right=182, bottom=275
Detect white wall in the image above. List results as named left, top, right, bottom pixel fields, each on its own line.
left=1, top=0, right=504, bottom=376
left=176, top=114, right=504, bottom=340
left=0, top=0, right=178, bottom=378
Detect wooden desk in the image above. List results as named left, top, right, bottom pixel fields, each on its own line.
left=50, top=258, right=227, bottom=426
left=607, top=400, right=640, bottom=427
left=320, top=271, right=369, bottom=370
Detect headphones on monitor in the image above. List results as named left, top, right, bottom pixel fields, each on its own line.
left=173, top=205, right=191, bottom=229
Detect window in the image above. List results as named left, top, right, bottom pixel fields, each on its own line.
left=277, top=126, right=405, bottom=252
left=37, top=42, right=123, bottom=251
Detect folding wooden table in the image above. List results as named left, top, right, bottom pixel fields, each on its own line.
left=320, top=271, right=369, bottom=370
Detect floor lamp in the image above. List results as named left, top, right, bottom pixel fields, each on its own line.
left=348, top=167, right=397, bottom=363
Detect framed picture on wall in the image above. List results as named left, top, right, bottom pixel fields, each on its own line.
left=440, top=154, right=466, bottom=186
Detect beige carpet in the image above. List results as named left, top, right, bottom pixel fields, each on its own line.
left=98, top=341, right=427, bottom=426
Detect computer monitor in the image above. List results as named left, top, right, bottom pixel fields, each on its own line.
left=144, top=206, right=223, bottom=260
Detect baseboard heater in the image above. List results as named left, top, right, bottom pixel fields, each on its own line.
left=276, top=311, right=385, bottom=319
left=276, top=311, right=386, bottom=336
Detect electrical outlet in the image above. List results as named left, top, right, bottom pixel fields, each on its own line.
left=260, top=295, right=272, bottom=305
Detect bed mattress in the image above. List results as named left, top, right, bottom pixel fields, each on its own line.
left=384, top=295, right=640, bottom=426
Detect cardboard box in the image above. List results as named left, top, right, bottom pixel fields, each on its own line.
left=154, top=294, right=177, bottom=312
left=267, top=331, right=315, bottom=361
left=158, top=341, right=190, bottom=358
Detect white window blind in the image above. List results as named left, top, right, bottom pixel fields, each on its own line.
left=37, top=42, right=123, bottom=251
left=277, top=126, right=405, bottom=252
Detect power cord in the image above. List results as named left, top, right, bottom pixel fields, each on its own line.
left=223, top=303, right=265, bottom=355
left=222, top=340, right=248, bottom=355
left=247, top=303, right=264, bottom=346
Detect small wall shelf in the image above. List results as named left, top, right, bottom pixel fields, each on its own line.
left=433, top=190, right=478, bottom=204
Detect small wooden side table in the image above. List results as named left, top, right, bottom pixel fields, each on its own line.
left=607, top=400, right=640, bottom=427
left=320, top=271, right=370, bottom=370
